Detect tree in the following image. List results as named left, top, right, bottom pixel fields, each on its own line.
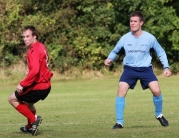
left=0, top=0, right=179, bottom=73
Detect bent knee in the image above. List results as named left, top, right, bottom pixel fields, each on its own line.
left=8, top=93, right=16, bottom=103
left=8, top=94, right=12, bottom=103
left=152, top=90, right=161, bottom=96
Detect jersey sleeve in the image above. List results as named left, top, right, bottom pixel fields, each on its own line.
left=152, top=38, right=170, bottom=69
left=107, top=38, right=123, bottom=61
left=20, top=48, right=40, bottom=87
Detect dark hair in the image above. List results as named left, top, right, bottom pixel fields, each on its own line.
left=23, top=25, right=39, bottom=40
left=130, top=11, right=145, bottom=22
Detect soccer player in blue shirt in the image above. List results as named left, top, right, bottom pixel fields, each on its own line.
left=104, top=11, right=172, bottom=129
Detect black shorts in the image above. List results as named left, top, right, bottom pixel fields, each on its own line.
left=15, top=87, right=51, bottom=103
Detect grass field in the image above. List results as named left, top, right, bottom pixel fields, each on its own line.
left=0, top=75, right=179, bottom=138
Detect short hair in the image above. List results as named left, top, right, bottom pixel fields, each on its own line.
left=130, top=11, right=145, bottom=22
left=23, top=25, right=39, bottom=40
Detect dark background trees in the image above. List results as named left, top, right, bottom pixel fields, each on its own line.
left=0, top=0, right=179, bottom=73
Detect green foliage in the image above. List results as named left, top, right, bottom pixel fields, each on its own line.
left=0, top=0, right=179, bottom=73
left=170, top=63, right=179, bottom=74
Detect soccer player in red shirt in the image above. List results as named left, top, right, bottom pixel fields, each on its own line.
left=8, top=26, right=53, bottom=136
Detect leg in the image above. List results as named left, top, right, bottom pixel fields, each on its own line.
left=148, top=81, right=162, bottom=117
left=19, top=103, right=36, bottom=133
left=25, top=102, right=36, bottom=111
left=113, top=82, right=129, bottom=129
left=148, top=81, right=169, bottom=126
left=8, top=92, right=36, bottom=124
left=24, top=102, right=36, bottom=128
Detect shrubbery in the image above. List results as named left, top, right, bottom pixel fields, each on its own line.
left=0, top=0, right=179, bottom=73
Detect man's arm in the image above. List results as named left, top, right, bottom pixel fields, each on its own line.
left=152, top=38, right=170, bottom=69
left=152, top=38, right=172, bottom=77
left=20, top=49, right=40, bottom=87
left=104, top=39, right=123, bottom=66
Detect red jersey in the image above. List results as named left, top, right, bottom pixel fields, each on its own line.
left=20, top=42, right=53, bottom=91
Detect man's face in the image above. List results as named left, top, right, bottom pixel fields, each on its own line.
left=22, top=29, right=36, bottom=47
left=130, top=16, right=143, bottom=33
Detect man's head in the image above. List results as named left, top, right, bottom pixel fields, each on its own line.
left=129, top=11, right=144, bottom=34
left=22, top=26, right=39, bottom=47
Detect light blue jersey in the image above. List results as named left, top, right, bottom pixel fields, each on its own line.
left=108, top=31, right=169, bottom=69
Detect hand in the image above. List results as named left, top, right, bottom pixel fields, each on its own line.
left=163, top=69, right=172, bottom=77
left=104, top=58, right=112, bottom=66
left=16, top=84, right=23, bottom=93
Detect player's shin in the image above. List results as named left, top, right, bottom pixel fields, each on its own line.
left=115, top=96, right=125, bottom=125
left=153, top=94, right=162, bottom=117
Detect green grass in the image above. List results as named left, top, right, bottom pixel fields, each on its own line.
left=0, top=75, right=179, bottom=138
